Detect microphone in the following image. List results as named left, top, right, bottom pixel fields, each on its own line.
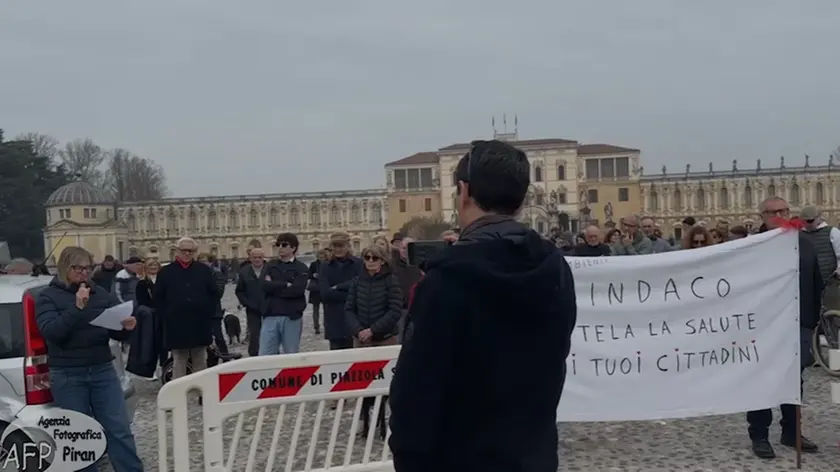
left=79, top=282, right=90, bottom=308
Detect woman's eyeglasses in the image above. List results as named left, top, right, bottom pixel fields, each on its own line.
left=692, top=239, right=706, bottom=246
left=363, top=255, right=380, bottom=262
left=71, top=264, right=95, bottom=272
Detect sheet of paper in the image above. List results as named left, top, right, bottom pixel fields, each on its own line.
left=89, top=301, right=133, bottom=331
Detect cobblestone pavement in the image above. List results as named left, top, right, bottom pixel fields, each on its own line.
left=101, top=286, right=840, bottom=471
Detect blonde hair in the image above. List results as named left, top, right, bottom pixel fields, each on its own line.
left=56, top=246, right=94, bottom=285
left=361, top=244, right=390, bottom=265
left=143, top=258, right=161, bottom=278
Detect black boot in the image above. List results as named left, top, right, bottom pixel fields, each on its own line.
left=751, top=438, right=776, bottom=459
left=780, top=434, right=819, bottom=452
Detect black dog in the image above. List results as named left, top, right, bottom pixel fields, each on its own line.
left=223, top=313, right=242, bottom=345
left=360, top=396, right=388, bottom=440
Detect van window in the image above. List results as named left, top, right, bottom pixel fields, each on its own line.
left=0, top=303, right=25, bottom=359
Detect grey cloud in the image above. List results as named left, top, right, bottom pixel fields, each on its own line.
left=1, top=0, right=838, bottom=196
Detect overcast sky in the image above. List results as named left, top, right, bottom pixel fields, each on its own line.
left=1, top=0, right=837, bottom=197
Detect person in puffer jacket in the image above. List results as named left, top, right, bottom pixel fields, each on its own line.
left=115, top=256, right=143, bottom=303
left=345, top=244, right=403, bottom=346
left=344, top=243, right=403, bottom=439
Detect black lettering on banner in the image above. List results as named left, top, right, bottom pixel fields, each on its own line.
left=690, top=276, right=704, bottom=299
left=655, top=342, right=760, bottom=372
left=578, top=324, right=635, bottom=343
left=638, top=280, right=651, bottom=303
left=717, top=278, right=731, bottom=298
left=310, top=373, right=323, bottom=386
left=608, top=283, right=623, bottom=305
left=591, top=277, right=731, bottom=307
left=588, top=353, right=642, bottom=376
left=683, top=313, right=757, bottom=335
left=648, top=321, right=671, bottom=337
left=664, top=278, right=680, bottom=301
left=570, top=342, right=761, bottom=376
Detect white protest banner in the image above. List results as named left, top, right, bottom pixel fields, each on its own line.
left=556, top=229, right=801, bottom=422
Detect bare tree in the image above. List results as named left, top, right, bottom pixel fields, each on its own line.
left=15, top=132, right=59, bottom=160
left=105, top=149, right=168, bottom=202
left=398, top=216, right=452, bottom=240
left=58, top=138, right=104, bottom=183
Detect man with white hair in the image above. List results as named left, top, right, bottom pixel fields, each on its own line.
left=571, top=225, right=611, bottom=257
left=154, top=237, right=221, bottom=381
left=640, top=217, right=672, bottom=253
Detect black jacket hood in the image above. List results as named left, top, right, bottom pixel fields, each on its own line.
left=425, top=216, right=563, bottom=299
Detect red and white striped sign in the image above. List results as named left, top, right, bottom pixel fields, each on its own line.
left=217, top=359, right=397, bottom=403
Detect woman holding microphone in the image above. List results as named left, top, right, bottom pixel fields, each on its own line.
left=36, top=246, right=143, bottom=472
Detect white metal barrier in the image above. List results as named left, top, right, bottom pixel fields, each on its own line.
left=157, top=346, right=401, bottom=472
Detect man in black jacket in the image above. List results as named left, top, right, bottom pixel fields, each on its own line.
left=92, top=255, right=119, bottom=292
left=389, top=140, right=577, bottom=472
left=236, top=247, right=268, bottom=356
left=572, top=225, right=611, bottom=257
left=748, top=196, right=823, bottom=459
left=260, top=233, right=309, bottom=355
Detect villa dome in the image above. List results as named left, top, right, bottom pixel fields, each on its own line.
left=46, top=180, right=114, bottom=207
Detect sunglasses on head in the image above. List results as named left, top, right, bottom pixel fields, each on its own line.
left=363, top=255, right=380, bottom=262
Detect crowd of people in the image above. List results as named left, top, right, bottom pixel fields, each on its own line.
left=13, top=138, right=840, bottom=471
left=551, top=214, right=755, bottom=257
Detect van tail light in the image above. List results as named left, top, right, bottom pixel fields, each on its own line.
left=22, top=293, right=52, bottom=405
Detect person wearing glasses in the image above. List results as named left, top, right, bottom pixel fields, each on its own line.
left=800, top=205, right=840, bottom=313
left=319, top=233, right=363, bottom=351
left=747, top=197, right=822, bottom=459
left=36, top=246, right=143, bottom=472
left=258, top=233, right=308, bottom=355
left=155, top=237, right=220, bottom=380
left=615, top=214, right=653, bottom=254
left=680, top=225, right=713, bottom=249
left=345, top=243, right=403, bottom=438
left=388, top=140, right=577, bottom=472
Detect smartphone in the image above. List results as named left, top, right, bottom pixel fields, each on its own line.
left=407, top=240, right=450, bottom=267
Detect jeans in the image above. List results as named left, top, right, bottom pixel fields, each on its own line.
left=211, top=318, right=229, bottom=354
left=258, top=316, right=303, bottom=355
left=312, top=302, right=321, bottom=331
left=50, top=363, right=143, bottom=472
left=172, top=347, right=208, bottom=379
left=246, top=312, right=262, bottom=357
